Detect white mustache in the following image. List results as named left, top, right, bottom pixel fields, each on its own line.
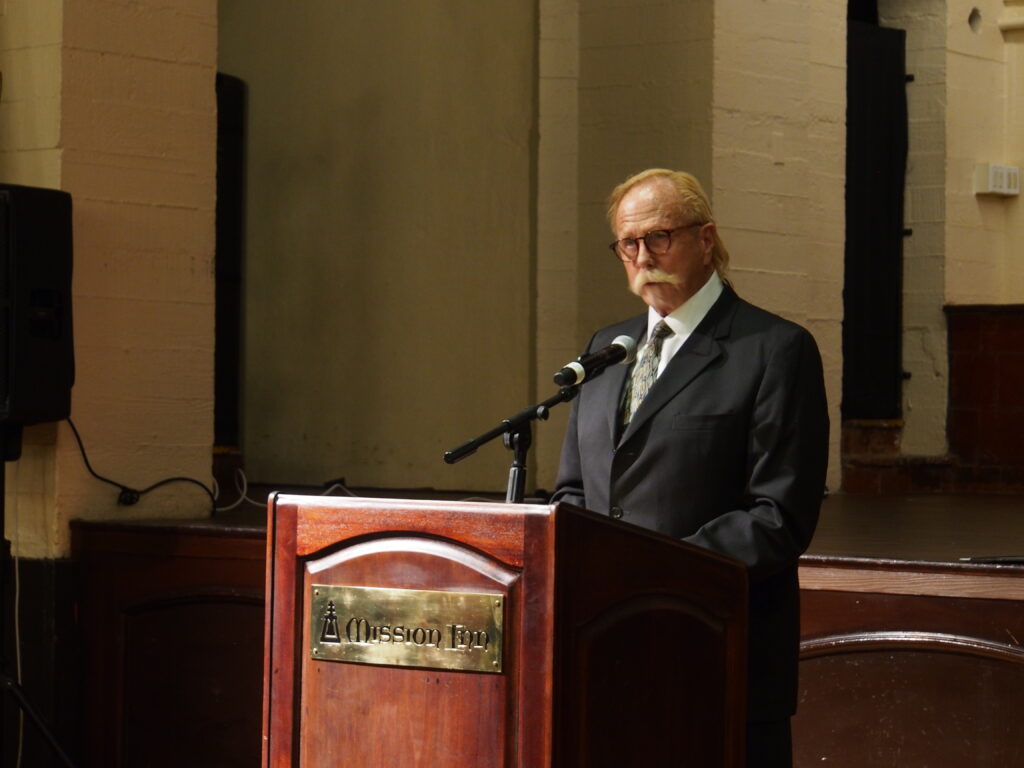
left=631, top=268, right=680, bottom=294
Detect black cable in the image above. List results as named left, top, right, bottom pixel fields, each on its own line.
left=65, top=418, right=215, bottom=511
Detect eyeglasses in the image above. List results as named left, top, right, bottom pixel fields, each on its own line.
left=608, top=223, right=702, bottom=262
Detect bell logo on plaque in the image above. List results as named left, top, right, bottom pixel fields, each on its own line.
left=318, top=600, right=341, bottom=644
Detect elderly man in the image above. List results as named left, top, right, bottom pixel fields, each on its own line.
left=552, top=168, right=829, bottom=767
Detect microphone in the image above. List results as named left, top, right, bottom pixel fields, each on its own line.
left=553, top=335, right=637, bottom=386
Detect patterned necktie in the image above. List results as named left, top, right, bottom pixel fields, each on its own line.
left=622, top=320, right=673, bottom=426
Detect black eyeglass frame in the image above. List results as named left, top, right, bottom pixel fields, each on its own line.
left=608, top=222, right=703, bottom=262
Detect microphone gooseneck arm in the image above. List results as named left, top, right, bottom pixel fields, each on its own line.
left=443, top=385, right=581, bottom=503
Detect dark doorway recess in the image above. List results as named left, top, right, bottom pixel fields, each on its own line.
left=842, top=20, right=909, bottom=420
left=215, top=73, right=246, bottom=449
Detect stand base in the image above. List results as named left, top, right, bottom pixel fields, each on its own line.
left=2, top=674, right=77, bottom=767
left=2, top=424, right=78, bottom=767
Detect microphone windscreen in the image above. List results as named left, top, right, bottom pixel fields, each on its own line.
left=612, top=335, right=638, bottom=364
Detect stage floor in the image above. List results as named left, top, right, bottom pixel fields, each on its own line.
left=809, top=493, right=1024, bottom=563
left=161, top=487, right=1024, bottom=566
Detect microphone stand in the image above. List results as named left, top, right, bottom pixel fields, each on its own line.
left=443, top=386, right=580, bottom=504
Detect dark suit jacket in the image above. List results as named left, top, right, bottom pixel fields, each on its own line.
left=552, top=285, right=829, bottom=722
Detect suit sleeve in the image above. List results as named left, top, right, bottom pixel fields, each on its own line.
left=550, top=331, right=601, bottom=510
left=682, top=327, right=829, bottom=582
left=550, top=394, right=586, bottom=509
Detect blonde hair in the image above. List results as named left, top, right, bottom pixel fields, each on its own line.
left=606, top=168, right=730, bottom=279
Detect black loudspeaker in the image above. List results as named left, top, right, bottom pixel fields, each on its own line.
left=0, top=183, right=74, bottom=426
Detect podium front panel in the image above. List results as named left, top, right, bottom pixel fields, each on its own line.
left=298, top=537, right=521, bottom=765
left=553, top=506, right=748, bottom=767
left=263, top=496, right=557, bottom=768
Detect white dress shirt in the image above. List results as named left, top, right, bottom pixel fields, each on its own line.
left=645, top=270, right=724, bottom=377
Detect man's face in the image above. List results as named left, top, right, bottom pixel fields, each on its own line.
left=614, top=179, right=716, bottom=316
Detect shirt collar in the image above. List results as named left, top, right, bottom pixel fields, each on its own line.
left=646, top=271, right=724, bottom=339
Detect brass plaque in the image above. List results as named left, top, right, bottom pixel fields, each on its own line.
left=310, top=585, right=504, bottom=673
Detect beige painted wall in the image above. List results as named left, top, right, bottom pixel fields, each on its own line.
left=947, top=0, right=1024, bottom=305
left=1000, top=0, right=1024, bottom=298
left=219, top=1, right=538, bottom=493
left=576, top=0, right=714, bottom=343
left=0, top=0, right=62, bottom=187
left=536, top=0, right=581, bottom=488
left=1, top=0, right=217, bottom=557
left=712, top=0, right=847, bottom=491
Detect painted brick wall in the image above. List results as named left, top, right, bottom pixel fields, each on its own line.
left=711, top=0, right=847, bottom=491
left=54, top=0, right=217, bottom=554
left=946, top=0, right=1013, bottom=305
left=1, top=0, right=217, bottom=557
left=1002, top=3, right=1024, bottom=300
left=0, top=0, right=62, bottom=187
left=536, top=0, right=581, bottom=487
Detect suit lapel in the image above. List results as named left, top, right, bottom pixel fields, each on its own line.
left=617, top=287, right=739, bottom=447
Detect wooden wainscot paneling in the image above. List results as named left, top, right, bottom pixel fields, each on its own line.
left=796, top=555, right=1024, bottom=767
left=72, top=518, right=266, bottom=768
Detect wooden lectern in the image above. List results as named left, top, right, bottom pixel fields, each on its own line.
left=263, top=495, right=748, bottom=767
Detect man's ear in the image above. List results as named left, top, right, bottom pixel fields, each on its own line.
left=700, top=222, right=717, bottom=262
